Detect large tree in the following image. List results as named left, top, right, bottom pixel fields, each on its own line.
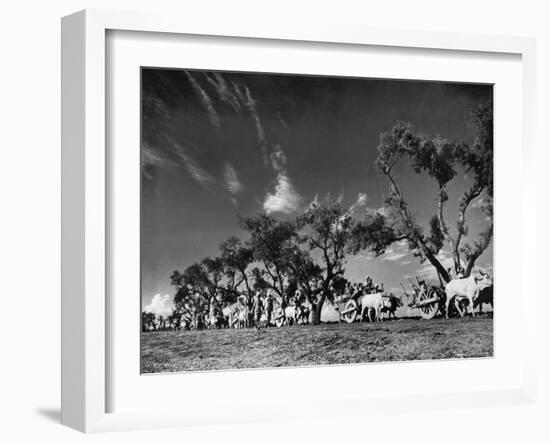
left=170, top=256, right=225, bottom=317
left=358, top=102, right=493, bottom=282
left=219, top=236, right=254, bottom=300
left=238, top=213, right=301, bottom=299
left=296, top=200, right=355, bottom=324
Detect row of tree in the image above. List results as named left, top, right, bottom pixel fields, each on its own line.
left=164, top=103, right=493, bottom=326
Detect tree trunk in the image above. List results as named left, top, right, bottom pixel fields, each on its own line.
left=423, top=250, right=451, bottom=283
left=312, top=292, right=327, bottom=325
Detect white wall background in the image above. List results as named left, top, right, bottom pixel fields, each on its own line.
left=0, top=1, right=547, bottom=440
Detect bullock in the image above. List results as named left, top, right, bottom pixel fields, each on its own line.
left=236, top=306, right=249, bottom=328
left=222, top=303, right=240, bottom=328
left=285, top=306, right=296, bottom=325
left=452, top=296, right=470, bottom=318
left=360, top=293, right=392, bottom=322
left=295, top=302, right=311, bottom=325
left=444, top=271, right=492, bottom=318
left=380, top=294, right=403, bottom=320
left=273, top=305, right=296, bottom=326
left=474, top=284, right=493, bottom=313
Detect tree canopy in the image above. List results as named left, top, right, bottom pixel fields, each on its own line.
left=352, top=102, right=494, bottom=282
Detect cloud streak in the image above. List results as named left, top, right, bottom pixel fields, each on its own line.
left=382, top=240, right=410, bottom=264
left=223, top=163, right=244, bottom=203
left=382, top=240, right=410, bottom=262
left=243, top=85, right=269, bottom=164
left=142, top=141, right=171, bottom=172
left=185, top=71, right=221, bottom=129
left=205, top=72, right=242, bottom=113
left=172, top=143, right=217, bottom=189
left=404, top=250, right=454, bottom=280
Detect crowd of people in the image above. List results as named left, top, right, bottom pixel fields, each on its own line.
left=142, top=275, right=390, bottom=332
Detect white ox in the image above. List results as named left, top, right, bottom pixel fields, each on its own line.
left=445, top=271, right=492, bottom=318
left=283, top=306, right=296, bottom=325
left=360, top=293, right=392, bottom=322
left=222, top=303, right=240, bottom=328
left=236, top=306, right=249, bottom=328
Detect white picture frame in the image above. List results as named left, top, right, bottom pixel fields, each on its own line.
left=61, top=9, right=537, bottom=433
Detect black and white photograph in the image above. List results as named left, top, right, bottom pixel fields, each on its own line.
left=140, top=69, right=494, bottom=374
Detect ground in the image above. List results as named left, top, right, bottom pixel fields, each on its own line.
left=141, top=315, right=493, bottom=373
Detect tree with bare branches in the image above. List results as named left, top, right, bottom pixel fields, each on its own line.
left=354, top=102, right=493, bottom=282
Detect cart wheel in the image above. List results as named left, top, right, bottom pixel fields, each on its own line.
left=343, top=299, right=358, bottom=324
left=418, top=287, right=439, bottom=319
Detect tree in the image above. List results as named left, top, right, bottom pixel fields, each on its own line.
left=296, top=200, right=355, bottom=324
left=347, top=210, right=403, bottom=256
left=170, top=256, right=225, bottom=321
left=219, top=236, right=254, bottom=300
left=358, top=102, right=493, bottom=282
left=171, top=279, right=196, bottom=319
left=141, top=311, right=156, bottom=331
left=238, top=213, right=301, bottom=299
left=201, top=257, right=225, bottom=294
left=286, top=248, right=322, bottom=303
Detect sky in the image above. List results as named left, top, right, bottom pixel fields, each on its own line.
left=141, top=68, right=493, bottom=313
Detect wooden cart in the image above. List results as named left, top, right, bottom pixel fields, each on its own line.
left=401, top=278, right=446, bottom=319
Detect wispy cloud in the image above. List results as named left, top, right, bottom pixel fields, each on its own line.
left=185, top=71, right=221, bottom=129
left=351, top=250, right=374, bottom=262
left=278, top=114, right=290, bottom=131
left=348, top=192, right=368, bottom=213
left=143, top=94, right=170, bottom=118
left=144, top=294, right=174, bottom=317
left=472, top=195, right=486, bottom=209
left=172, top=143, right=217, bottom=189
left=405, top=250, right=454, bottom=280
left=270, top=144, right=287, bottom=172
left=307, top=193, right=320, bottom=209
left=382, top=240, right=410, bottom=262
left=383, top=252, right=409, bottom=262
left=223, top=163, right=244, bottom=204
left=263, top=173, right=302, bottom=215
left=243, top=85, right=269, bottom=164
left=205, top=73, right=242, bottom=113
left=142, top=142, right=171, bottom=169
left=141, top=138, right=218, bottom=189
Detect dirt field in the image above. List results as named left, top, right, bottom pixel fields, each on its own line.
left=141, top=315, right=493, bottom=373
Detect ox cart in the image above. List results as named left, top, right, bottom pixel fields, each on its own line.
left=273, top=303, right=311, bottom=327
left=339, top=289, right=388, bottom=323
left=400, top=278, right=446, bottom=319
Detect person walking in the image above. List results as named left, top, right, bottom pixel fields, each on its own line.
left=265, top=290, right=274, bottom=328
left=252, top=290, right=263, bottom=330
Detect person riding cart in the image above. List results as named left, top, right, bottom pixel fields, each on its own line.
left=364, top=276, right=375, bottom=293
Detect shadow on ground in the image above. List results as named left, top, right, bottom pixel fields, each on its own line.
left=35, top=408, right=61, bottom=423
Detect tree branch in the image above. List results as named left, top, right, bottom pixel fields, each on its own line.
left=464, top=221, right=493, bottom=276
left=455, top=183, right=483, bottom=261
left=386, top=169, right=451, bottom=282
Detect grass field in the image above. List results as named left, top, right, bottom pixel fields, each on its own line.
left=141, top=315, right=493, bottom=373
